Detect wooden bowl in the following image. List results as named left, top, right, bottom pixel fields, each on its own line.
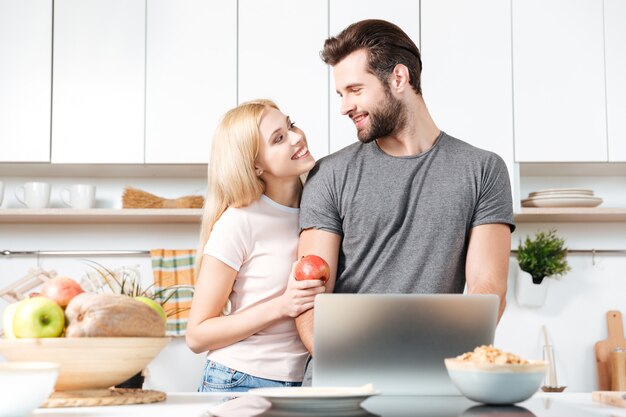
left=0, top=337, right=170, bottom=391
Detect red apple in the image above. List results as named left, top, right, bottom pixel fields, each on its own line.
left=39, top=276, right=84, bottom=308
left=294, top=255, right=330, bottom=283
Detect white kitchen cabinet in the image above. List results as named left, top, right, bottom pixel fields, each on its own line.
left=51, top=0, right=145, bottom=163
left=0, top=0, right=52, bottom=162
left=145, top=0, right=236, bottom=164
left=513, top=0, right=607, bottom=162
left=238, top=0, right=329, bottom=160
left=605, top=0, right=626, bottom=162
left=421, top=0, right=515, bottom=190
left=328, top=1, right=420, bottom=153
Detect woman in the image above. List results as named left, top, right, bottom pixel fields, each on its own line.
left=186, top=99, right=325, bottom=392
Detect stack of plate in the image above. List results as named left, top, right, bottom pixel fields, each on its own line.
left=521, top=188, right=603, bottom=208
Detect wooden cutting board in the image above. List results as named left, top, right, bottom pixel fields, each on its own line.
left=42, top=388, right=166, bottom=408
left=595, top=311, right=626, bottom=390
left=592, top=391, right=626, bottom=408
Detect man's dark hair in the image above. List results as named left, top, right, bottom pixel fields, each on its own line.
left=321, top=19, right=422, bottom=95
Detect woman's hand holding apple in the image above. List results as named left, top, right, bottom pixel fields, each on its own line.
left=278, top=260, right=326, bottom=318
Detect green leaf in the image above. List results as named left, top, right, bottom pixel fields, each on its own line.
left=517, top=228, right=571, bottom=281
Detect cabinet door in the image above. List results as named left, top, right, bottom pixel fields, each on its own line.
left=238, top=0, right=328, bottom=160
left=52, top=0, right=145, bottom=163
left=421, top=0, right=515, bottom=195
left=329, top=1, right=420, bottom=153
left=605, top=0, right=626, bottom=162
left=0, top=0, right=52, bottom=162
left=145, top=0, right=236, bottom=164
left=513, top=0, right=607, bottom=162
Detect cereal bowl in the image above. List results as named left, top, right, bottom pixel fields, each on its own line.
left=445, top=358, right=548, bottom=405
left=0, top=361, right=59, bottom=417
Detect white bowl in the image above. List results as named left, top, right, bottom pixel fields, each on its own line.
left=445, top=359, right=548, bottom=405
left=0, top=361, right=59, bottom=417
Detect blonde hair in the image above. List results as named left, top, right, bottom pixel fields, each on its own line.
left=196, top=99, right=279, bottom=272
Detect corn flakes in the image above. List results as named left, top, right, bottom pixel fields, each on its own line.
left=455, top=345, right=529, bottom=365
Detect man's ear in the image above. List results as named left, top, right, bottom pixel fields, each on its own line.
left=391, top=64, right=410, bottom=93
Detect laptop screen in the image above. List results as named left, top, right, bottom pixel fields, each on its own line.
left=313, top=293, right=498, bottom=395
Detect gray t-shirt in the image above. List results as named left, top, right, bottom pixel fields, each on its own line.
left=300, top=131, right=515, bottom=294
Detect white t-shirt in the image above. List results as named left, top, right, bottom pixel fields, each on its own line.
left=203, top=194, right=308, bottom=381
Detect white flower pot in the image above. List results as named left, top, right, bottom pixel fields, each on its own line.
left=515, top=266, right=550, bottom=307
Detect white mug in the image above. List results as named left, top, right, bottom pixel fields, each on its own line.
left=61, top=184, right=96, bottom=209
left=0, top=181, right=4, bottom=207
left=15, top=182, right=51, bottom=209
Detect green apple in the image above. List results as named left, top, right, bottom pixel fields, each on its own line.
left=13, top=297, right=65, bottom=338
left=2, top=300, right=24, bottom=338
left=134, top=296, right=167, bottom=323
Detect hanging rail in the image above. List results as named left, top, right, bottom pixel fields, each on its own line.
left=2, top=249, right=626, bottom=257
left=1, top=250, right=150, bottom=256
left=510, top=249, right=626, bottom=255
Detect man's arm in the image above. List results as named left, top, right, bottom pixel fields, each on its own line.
left=295, top=229, right=342, bottom=354
left=465, top=223, right=512, bottom=322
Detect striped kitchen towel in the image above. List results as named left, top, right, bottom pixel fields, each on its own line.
left=150, top=249, right=196, bottom=336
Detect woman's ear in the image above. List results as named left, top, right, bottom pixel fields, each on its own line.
left=254, top=165, right=264, bottom=176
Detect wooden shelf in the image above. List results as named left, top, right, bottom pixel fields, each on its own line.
left=0, top=208, right=202, bottom=224
left=514, top=207, right=626, bottom=223
left=2, top=208, right=626, bottom=224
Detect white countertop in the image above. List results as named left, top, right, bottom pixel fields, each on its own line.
left=30, top=392, right=626, bottom=417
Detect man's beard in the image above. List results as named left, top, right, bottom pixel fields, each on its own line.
left=356, top=90, right=407, bottom=144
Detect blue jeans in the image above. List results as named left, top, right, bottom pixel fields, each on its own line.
left=198, top=360, right=302, bottom=392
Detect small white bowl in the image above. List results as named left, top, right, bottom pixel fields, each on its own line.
left=0, top=361, right=59, bottom=417
left=445, top=359, right=548, bottom=405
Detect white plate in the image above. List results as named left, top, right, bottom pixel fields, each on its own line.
left=528, top=188, right=594, bottom=196
left=521, top=196, right=603, bottom=208
left=524, top=194, right=599, bottom=200
left=248, top=386, right=380, bottom=412
left=529, top=191, right=594, bottom=198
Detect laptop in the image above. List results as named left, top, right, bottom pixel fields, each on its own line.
left=313, top=293, right=499, bottom=396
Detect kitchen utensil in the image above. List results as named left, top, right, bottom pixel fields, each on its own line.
left=592, top=391, right=626, bottom=408
left=122, top=186, right=203, bottom=209
left=0, top=362, right=59, bottom=417
left=42, top=388, right=166, bottom=408
left=595, top=311, right=626, bottom=390
left=444, top=358, right=548, bottom=404
left=15, top=181, right=51, bottom=209
left=611, top=350, right=626, bottom=391
left=0, top=337, right=170, bottom=391
left=528, top=188, right=594, bottom=196
left=541, top=325, right=566, bottom=392
left=61, top=184, right=96, bottom=209
left=521, top=196, right=602, bottom=208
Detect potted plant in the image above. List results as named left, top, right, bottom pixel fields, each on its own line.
left=515, top=229, right=571, bottom=307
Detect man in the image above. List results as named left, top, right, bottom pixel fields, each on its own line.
left=296, top=19, right=515, bottom=385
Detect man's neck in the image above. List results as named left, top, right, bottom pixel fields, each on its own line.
left=375, top=95, right=440, bottom=157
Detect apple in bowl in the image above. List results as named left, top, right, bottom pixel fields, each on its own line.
left=11, top=297, right=65, bottom=338
left=40, top=276, right=84, bottom=308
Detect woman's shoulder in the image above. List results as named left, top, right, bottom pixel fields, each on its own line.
left=214, top=203, right=256, bottom=230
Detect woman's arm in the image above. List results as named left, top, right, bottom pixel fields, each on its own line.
left=186, top=254, right=325, bottom=353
